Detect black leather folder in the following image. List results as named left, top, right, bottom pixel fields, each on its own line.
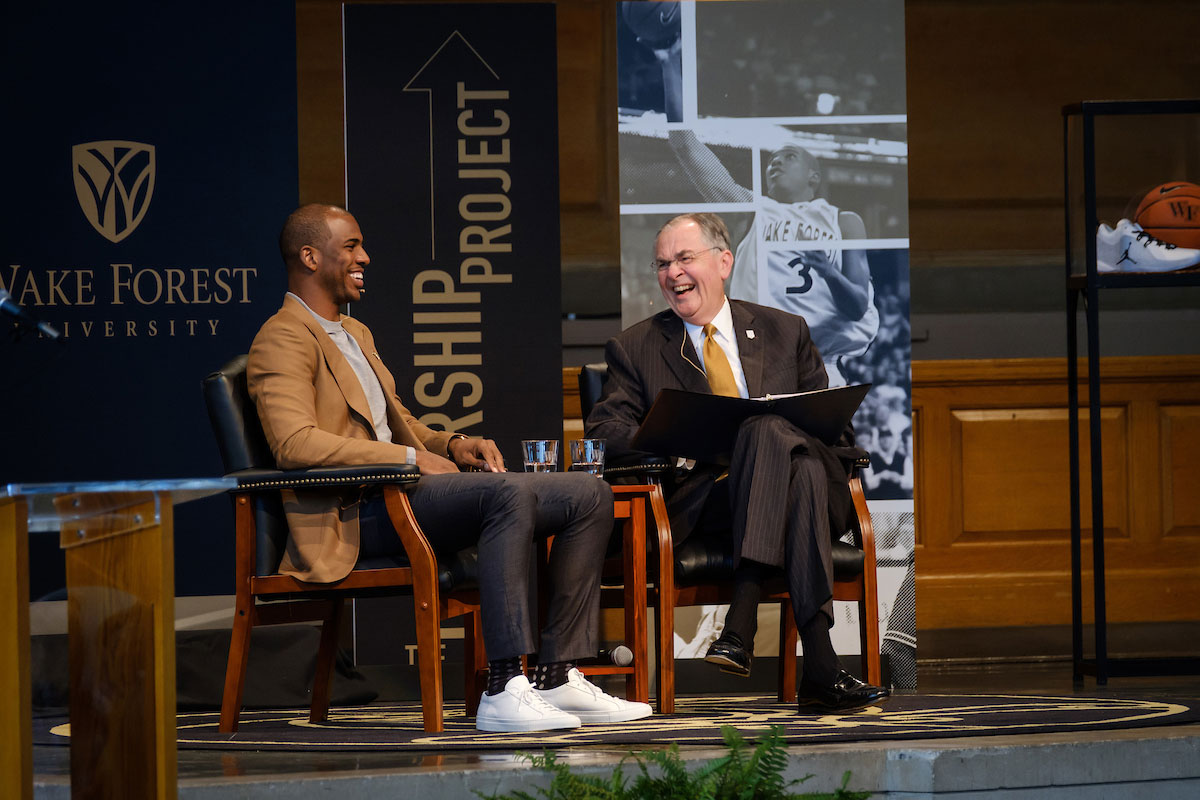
left=630, top=384, right=871, bottom=463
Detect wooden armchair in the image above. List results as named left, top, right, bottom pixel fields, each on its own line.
left=202, top=355, right=486, bottom=734
left=578, top=363, right=881, bottom=714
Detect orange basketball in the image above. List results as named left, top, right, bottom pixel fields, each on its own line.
left=1134, top=181, right=1200, bottom=248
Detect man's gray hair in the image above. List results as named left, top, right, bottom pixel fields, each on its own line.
left=657, top=213, right=733, bottom=253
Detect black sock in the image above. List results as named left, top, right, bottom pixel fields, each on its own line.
left=722, top=560, right=767, bottom=644
left=799, top=613, right=840, bottom=686
left=486, top=656, right=523, bottom=696
left=534, top=660, right=575, bottom=690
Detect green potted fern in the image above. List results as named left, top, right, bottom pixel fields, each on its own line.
left=481, top=725, right=870, bottom=800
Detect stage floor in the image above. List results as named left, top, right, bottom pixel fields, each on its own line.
left=31, top=662, right=1200, bottom=799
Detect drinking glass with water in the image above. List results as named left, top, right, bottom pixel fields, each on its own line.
left=521, top=439, right=559, bottom=472
left=569, top=438, right=605, bottom=477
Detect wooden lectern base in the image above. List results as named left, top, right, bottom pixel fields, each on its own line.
left=4, top=478, right=232, bottom=800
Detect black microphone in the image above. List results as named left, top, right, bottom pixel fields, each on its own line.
left=0, top=288, right=61, bottom=340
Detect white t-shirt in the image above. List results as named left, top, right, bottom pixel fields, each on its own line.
left=289, top=292, right=416, bottom=464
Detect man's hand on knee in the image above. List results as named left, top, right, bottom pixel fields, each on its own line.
left=415, top=450, right=461, bottom=475
left=449, top=436, right=507, bottom=472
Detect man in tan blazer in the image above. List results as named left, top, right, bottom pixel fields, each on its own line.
left=248, top=204, right=651, bottom=732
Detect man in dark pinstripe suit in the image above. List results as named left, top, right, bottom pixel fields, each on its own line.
left=586, top=212, right=888, bottom=712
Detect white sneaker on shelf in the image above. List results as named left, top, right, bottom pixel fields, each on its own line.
left=476, top=675, right=582, bottom=732
left=1096, top=219, right=1200, bottom=273
left=533, top=668, right=653, bottom=724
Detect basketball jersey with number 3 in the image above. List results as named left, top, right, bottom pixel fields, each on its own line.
left=729, top=197, right=878, bottom=379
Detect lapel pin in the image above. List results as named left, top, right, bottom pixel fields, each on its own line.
left=746, top=330, right=755, bottom=339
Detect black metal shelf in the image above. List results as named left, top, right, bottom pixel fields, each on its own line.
left=1063, top=98, right=1200, bottom=116
left=1063, top=98, right=1200, bottom=686
left=1065, top=269, right=1200, bottom=291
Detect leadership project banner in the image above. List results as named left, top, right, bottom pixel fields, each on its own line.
left=2, top=1, right=298, bottom=596
left=344, top=3, right=562, bottom=469
left=616, top=0, right=915, bottom=687
left=343, top=3, right=561, bottom=679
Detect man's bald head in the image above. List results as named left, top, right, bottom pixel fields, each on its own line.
left=279, top=204, right=347, bottom=271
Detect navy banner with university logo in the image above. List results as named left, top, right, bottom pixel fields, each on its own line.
left=343, top=3, right=562, bottom=468
left=2, top=1, right=298, bottom=596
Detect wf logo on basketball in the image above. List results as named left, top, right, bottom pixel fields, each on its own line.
left=1168, top=201, right=1197, bottom=222
left=1134, top=181, right=1200, bottom=249
left=73, top=141, right=156, bottom=243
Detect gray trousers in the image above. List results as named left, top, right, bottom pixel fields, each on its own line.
left=359, top=471, right=613, bottom=663
left=728, top=414, right=835, bottom=628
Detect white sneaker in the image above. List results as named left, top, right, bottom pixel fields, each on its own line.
left=476, top=674, right=582, bottom=732
left=1096, top=219, right=1200, bottom=273
left=533, top=668, right=653, bottom=724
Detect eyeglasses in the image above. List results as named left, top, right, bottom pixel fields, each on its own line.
left=651, top=247, right=722, bottom=273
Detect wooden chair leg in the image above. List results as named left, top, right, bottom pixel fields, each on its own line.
left=462, top=607, right=486, bottom=717
left=413, top=597, right=445, bottom=732
left=849, top=477, right=883, bottom=687
left=642, top=486, right=675, bottom=715
left=650, top=590, right=672, bottom=715
left=861, top=587, right=882, bottom=686
left=777, top=599, right=797, bottom=703
left=384, top=486, right=446, bottom=733
left=219, top=597, right=254, bottom=733
left=622, top=496, right=649, bottom=704
left=309, top=597, right=344, bottom=723
left=653, top=557, right=675, bottom=714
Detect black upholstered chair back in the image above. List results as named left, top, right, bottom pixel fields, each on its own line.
left=203, top=355, right=272, bottom=471
left=578, top=362, right=608, bottom=423
left=203, top=355, right=290, bottom=576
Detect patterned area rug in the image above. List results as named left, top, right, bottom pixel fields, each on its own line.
left=36, top=693, right=1200, bottom=752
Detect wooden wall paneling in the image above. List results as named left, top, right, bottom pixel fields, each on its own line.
left=1161, top=404, right=1200, bottom=536
left=1126, top=396, right=1163, bottom=549
left=913, top=357, right=1200, bottom=630
left=952, top=406, right=1127, bottom=543
left=557, top=0, right=620, bottom=272
left=905, top=0, right=1200, bottom=257
left=911, top=389, right=953, bottom=550
left=296, top=0, right=348, bottom=205
left=911, top=406, right=924, bottom=547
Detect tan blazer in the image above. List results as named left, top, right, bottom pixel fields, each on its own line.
left=247, top=295, right=456, bottom=582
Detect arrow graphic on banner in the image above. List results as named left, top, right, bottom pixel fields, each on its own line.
left=403, top=32, right=501, bottom=262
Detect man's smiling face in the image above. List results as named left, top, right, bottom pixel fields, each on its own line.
left=655, top=218, right=732, bottom=326
left=314, top=212, right=369, bottom=307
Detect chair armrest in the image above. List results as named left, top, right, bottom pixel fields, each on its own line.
left=832, top=446, right=871, bottom=475
left=602, top=458, right=675, bottom=483
left=228, top=464, right=419, bottom=493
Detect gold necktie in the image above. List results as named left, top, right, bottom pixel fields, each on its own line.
left=702, top=323, right=738, bottom=397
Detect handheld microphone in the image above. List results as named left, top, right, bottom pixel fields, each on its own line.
left=0, top=288, right=62, bottom=340
left=605, top=645, right=634, bottom=667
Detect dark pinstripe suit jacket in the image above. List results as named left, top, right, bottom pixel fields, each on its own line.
left=586, top=299, right=854, bottom=544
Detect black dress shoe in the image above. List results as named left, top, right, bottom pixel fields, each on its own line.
left=704, top=632, right=752, bottom=678
left=796, top=670, right=890, bottom=713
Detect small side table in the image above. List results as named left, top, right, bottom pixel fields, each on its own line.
left=2, top=478, right=234, bottom=800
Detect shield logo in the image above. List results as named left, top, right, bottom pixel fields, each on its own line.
left=72, top=141, right=156, bottom=243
